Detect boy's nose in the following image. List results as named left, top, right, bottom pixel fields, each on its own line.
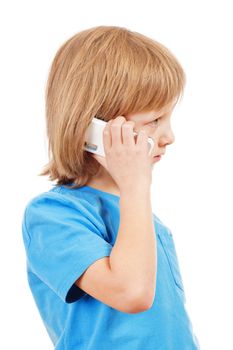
left=155, top=129, right=175, bottom=149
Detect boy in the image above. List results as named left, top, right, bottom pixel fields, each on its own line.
left=22, top=25, right=201, bottom=349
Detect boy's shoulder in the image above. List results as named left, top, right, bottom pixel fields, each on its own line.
left=23, top=185, right=105, bottom=226
left=23, top=185, right=93, bottom=213
left=22, top=185, right=108, bottom=248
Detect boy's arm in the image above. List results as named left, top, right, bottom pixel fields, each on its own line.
left=110, top=189, right=157, bottom=306
left=75, top=189, right=157, bottom=313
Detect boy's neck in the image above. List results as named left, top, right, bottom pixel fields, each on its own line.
left=85, top=166, right=120, bottom=197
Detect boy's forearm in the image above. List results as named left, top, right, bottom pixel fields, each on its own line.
left=109, top=189, right=157, bottom=302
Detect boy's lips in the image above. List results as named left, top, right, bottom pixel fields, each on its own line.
left=153, top=153, right=165, bottom=157
left=152, top=155, right=162, bottom=162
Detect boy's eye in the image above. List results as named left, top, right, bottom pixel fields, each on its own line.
left=151, top=118, right=159, bottom=126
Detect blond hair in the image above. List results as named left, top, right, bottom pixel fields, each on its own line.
left=39, top=25, right=186, bottom=189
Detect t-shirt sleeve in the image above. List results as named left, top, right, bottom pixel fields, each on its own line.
left=22, top=192, right=113, bottom=303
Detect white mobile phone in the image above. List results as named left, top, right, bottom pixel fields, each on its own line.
left=84, top=117, right=154, bottom=157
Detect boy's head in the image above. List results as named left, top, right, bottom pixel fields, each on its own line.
left=39, top=25, right=186, bottom=189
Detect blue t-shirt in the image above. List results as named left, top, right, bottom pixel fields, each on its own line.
left=21, top=184, right=201, bottom=349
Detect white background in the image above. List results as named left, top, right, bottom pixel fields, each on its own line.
left=1, top=0, right=232, bottom=349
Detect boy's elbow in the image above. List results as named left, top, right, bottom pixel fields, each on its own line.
left=127, top=286, right=155, bottom=313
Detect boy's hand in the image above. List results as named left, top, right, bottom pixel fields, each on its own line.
left=91, top=116, right=153, bottom=193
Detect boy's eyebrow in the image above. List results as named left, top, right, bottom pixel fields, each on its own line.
left=134, top=110, right=170, bottom=124
left=139, top=114, right=162, bottom=124
left=154, top=109, right=173, bottom=118
left=145, top=110, right=172, bottom=123
left=149, top=113, right=165, bottom=120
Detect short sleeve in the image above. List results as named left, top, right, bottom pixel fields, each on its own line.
left=22, top=192, right=113, bottom=303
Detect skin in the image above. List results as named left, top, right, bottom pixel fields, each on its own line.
left=86, top=100, right=176, bottom=196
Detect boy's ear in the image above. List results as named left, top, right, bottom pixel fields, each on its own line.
left=91, top=153, right=108, bottom=172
